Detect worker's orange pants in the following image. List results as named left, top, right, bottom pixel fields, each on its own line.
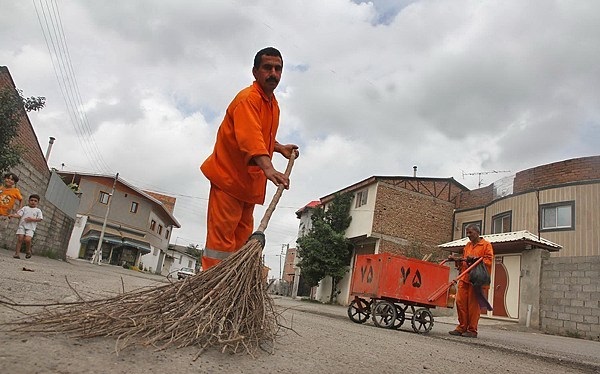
left=455, top=281, right=488, bottom=334
left=202, top=185, right=255, bottom=271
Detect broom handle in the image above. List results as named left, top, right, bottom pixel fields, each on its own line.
left=257, top=152, right=296, bottom=232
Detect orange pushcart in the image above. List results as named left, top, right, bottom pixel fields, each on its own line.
left=347, top=253, right=483, bottom=333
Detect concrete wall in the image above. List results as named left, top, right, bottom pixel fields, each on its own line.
left=540, top=255, right=600, bottom=340
left=519, top=249, right=546, bottom=327
left=0, top=161, right=75, bottom=259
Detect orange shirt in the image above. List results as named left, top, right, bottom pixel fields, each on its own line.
left=0, top=186, right=23, bottom=216
left=458, top=238, right=494, bottom=284
left=201, top=81, right=279, bottom=204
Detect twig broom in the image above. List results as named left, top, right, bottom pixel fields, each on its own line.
left=1, top=153, right=296, bottom=357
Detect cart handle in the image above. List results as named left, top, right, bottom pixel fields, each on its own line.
left=427, top=257, right=484, bottom=302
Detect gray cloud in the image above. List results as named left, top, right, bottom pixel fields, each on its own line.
left=2, top=0, right=599, bottom=276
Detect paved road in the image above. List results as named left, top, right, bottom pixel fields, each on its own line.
left=275, top=297, right=600, bottom=371
left=0, top=249, right=598, bottom=374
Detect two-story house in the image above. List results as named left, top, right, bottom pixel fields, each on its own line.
left=439, top=155, right=600, bottom=337
left=61, top=172, right=180, bottom=273
left=296, top=175, right=469, bottom=304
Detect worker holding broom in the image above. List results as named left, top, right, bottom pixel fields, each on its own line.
left=448, top=224, right=494, bottom=338
left=200, top=47, right=299, bottom=271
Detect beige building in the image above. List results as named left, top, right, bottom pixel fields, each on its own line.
left=442, top=155, right=600, bottom=328
left=62, top=172, right=180, bottom=273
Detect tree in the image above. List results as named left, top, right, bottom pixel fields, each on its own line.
left=186, top=243, right=203, bottom=260
left=296, top=193, right=353, bottom=303
left=0, top=87, right=46, bottom=173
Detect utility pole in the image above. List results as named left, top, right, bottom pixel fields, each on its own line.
left=280, top=243, right=289, bottom=281
left=462, top=170, right=511, bottom=188
left=91, top=172, right=119, bottom=265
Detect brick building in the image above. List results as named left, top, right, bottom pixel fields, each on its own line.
left=0, top=66, right=77, bottom=258
left=295, top=174, right=469, bottom=304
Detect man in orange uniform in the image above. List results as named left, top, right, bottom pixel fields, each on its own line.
left=200, top=47, right=298, bottom=270
left=448, top=224, right=494, bottom=338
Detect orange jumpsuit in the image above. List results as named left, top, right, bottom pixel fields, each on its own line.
left=455, top=238, right=494, bottom=335
left=0, top=187, right=23, bottom=216
left=200, top=81, right=279, bottom=270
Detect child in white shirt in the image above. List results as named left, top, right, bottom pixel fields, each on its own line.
left=11, top=194, right=43, bottom=259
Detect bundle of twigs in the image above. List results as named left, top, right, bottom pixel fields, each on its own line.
left=1, top=154, right=296, bottom=357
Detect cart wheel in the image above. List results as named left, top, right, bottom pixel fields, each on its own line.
left=372, top=300, right=397, bottom=329
left=411, top=308, right=434, bottom=333
left=392, top=305, right=406, bottom=329
left=347, top=298, right=370, bottom=324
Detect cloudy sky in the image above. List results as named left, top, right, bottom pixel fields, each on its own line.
left=1, top=0, right=599, bottom=276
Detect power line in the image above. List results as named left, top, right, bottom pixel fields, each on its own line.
left=33, top=0, right=112, bottom=173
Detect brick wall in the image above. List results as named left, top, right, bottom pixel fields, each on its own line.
left=372, top=183, right=455, bottom=259
left=540, top=256, right=600, bottom=341
left=456, top=184, right=494, bottom=210
left=514, top=156, right=600, bottom=194
left=456, top=156, right=600, bottom=210
left=0, top=66, right=75, bottom=259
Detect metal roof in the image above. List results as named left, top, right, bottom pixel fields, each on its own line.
left=438, top=230, right=562, bottom=251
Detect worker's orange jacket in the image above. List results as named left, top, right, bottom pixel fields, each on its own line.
left=201, top=81, right=279, bottom=204
left=458, top=238, right=494, bottom=285
left=0, top=187, right=23, bottom=216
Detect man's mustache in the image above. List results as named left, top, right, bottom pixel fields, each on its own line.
left=266, top=76, right=279, bottom=83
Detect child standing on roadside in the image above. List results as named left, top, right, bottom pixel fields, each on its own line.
left=0, top=172, right=23, bottom=222
left=11, top=194, right=43, bottom=259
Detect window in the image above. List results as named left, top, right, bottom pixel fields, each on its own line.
left=165, top=229, right=170, bottom=239
left=461, top=221, right=482, bottom=237
left=492, top=212, right=512, bottom=234
left=541, top=201, right=575, bottom=231
left=150, top=220, right=156, bottom=230
left=99, top=191, right=110, bottom=204
left=130, top=201, right=138, bottom=213
left=158, top=224, right=163, bottom=235
left=355, top=189, right=368, bottom=208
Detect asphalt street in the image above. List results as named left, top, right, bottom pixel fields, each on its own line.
left=0, top=248, right=598, bottom=373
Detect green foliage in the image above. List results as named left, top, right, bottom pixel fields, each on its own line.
left=67, top=183, right=81, bottom=194
left=186, top=243, right=203, bottom=259
left=296, top=193, right=353, bottom=302
left=19, top=89, right=46, bottom=112
left=0, top=87, right=46, bottom=173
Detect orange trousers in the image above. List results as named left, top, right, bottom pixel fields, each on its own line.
left=455, top=281, right=488, bottom=334
left=202, top=185, right=255, bottom=270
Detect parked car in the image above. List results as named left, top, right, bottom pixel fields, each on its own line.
left=177, top=267, right=195, bottom=280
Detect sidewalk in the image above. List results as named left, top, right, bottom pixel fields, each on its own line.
left=273, top=296, right=600, bottom=371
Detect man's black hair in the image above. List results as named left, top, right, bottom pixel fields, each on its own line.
left=253, top=47, right=283, bottom=69
left=29, top=194, right=40, bottom=201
